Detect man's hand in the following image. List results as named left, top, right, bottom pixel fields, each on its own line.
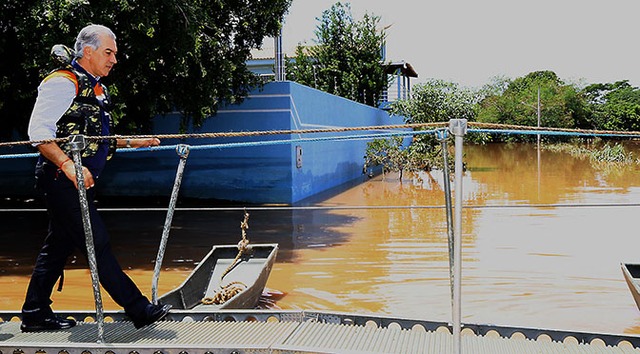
left=60, top=161, right=95, bottom=189
left=36, top=142, right=95, bottom=190
left=118, top=138, right=161, bottom=148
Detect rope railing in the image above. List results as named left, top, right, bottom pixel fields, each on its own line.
left=0, top=123, right=446, bottom=148
left=2, top=122, right=640, bottom=160
left=468, top=122, right=640, bottom=137
left=0, top=127, right=439, bottom=160
left=5, top=122, right=640, bottom=151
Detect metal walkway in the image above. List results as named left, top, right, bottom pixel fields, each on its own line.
left=1, top=310, right=639, bottom=353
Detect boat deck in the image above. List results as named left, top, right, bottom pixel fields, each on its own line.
left=1, top=310, right=639, bottom=353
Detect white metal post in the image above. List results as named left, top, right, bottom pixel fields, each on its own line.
left=152, top=144, right=190, bottom=304
left=69, top=135, right=104, bottom=343
left=274, top=29, right=284, bottom=81
left=449, top=119, right=467, bottom=354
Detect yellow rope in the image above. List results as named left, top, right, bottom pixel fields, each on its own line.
left=4, top=121, right=640, bottom=149
left=467, top=122, right=640, bottom=137
left=0, top=123, right=445, bottom=148
left=200, top=281, right=247, bottom=305
left=201, top=209, right=250, bottom=305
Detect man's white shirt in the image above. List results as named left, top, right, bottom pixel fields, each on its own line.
left=27, top=76, right=76, bottom=145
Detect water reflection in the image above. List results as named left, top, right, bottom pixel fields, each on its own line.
left=2, top=143, right=640, bottom=336
left=269, top=143, right=640, bottom=334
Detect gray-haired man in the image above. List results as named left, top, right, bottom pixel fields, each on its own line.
left=22, top=24, right=168, bottom=332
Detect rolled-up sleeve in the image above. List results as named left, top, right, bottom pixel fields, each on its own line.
left=27, top=76, right=76, bottom=145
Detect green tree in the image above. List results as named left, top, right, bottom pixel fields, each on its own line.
left=390, top=79, right=479, bottom=124
left=476, top=71, right=588, bottom=141
left=365, top=79, right=478, bottom=177
left=286, top=2, right=387, bottom=106
left=582, top=80, right=640, bottom=132
left=0, top=0, right=291, bottom=141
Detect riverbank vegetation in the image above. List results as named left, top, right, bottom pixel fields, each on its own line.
left=544, top=140, right=637, bottom=164
left=366, top=70, right=640, bottom=177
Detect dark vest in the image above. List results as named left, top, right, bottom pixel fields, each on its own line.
left=49, top=65, right=117, bottom=160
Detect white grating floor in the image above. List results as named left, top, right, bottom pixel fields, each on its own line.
left=1, top=319, right=639, bottom=354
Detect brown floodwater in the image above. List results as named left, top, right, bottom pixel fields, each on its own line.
left=2, top=142, right=640, bottom=335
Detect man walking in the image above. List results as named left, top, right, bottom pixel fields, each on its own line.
left=22, top=24, right=170, bottom=332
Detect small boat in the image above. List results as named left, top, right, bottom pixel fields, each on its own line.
left=159, top=243, right=278, bottom=310
left=621, top=263, right=640, bottom=310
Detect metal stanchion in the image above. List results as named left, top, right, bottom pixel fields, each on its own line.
left=69, top=134, right=104, bottom=343
left=151, top=144, right=190, bottom=304
left=449, top=119, right=467, bottom=354
left=436, top=129, right=455, bottom=306
left=436, top=130, right=453, bottom=309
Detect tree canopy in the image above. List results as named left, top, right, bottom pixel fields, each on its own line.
left=285, top=2, right=388, bottom=107
left=0, top=0, right=291, bottom=141
left=389, top=79, right=479, bottom=124
left=475, top=71, right=640, bottom=141
left=582, top=80, right=640, bottom=132
left=364, top=79, right=479, bottom=176
left=476, top=71, right=586, bottom=136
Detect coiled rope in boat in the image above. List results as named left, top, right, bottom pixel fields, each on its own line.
left=201, top=209, right=250, bottom=305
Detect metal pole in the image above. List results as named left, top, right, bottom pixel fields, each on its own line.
left=274, top=28, right=284, bottom=81
left=152, top=144, right=190, bottom=304
left=537, top=86, right=541, bottom=146
left=449, top=119, right=467, bottom=354
left=537, top=86, right=541, bottom=199
left=436, top=130, right=455, bottom=306
left=69, top=135, right=104, bottom=343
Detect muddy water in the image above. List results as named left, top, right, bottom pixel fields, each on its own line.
left=2, top=143, right=640, bottom=335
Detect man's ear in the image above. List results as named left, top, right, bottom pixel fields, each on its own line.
left=83, top=46, right=93, bottom=59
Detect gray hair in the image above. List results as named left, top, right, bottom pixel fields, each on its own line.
left=74, top=24, right=116, bottom=58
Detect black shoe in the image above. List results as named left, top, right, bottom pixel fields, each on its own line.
left=21, top=316, right=77, bottom=332
left=133, top=303, right=172, bottom=329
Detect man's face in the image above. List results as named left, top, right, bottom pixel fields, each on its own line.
left=83, top=33, right=118, bottom=77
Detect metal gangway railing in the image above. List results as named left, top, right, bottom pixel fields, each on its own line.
left=3, top=120, right=640, bottom=353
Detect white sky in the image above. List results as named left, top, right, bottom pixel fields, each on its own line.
left=267, top=0, right=639, bottom=89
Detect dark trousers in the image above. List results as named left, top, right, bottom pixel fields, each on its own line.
left=22, top=163, right=150, bottom=323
